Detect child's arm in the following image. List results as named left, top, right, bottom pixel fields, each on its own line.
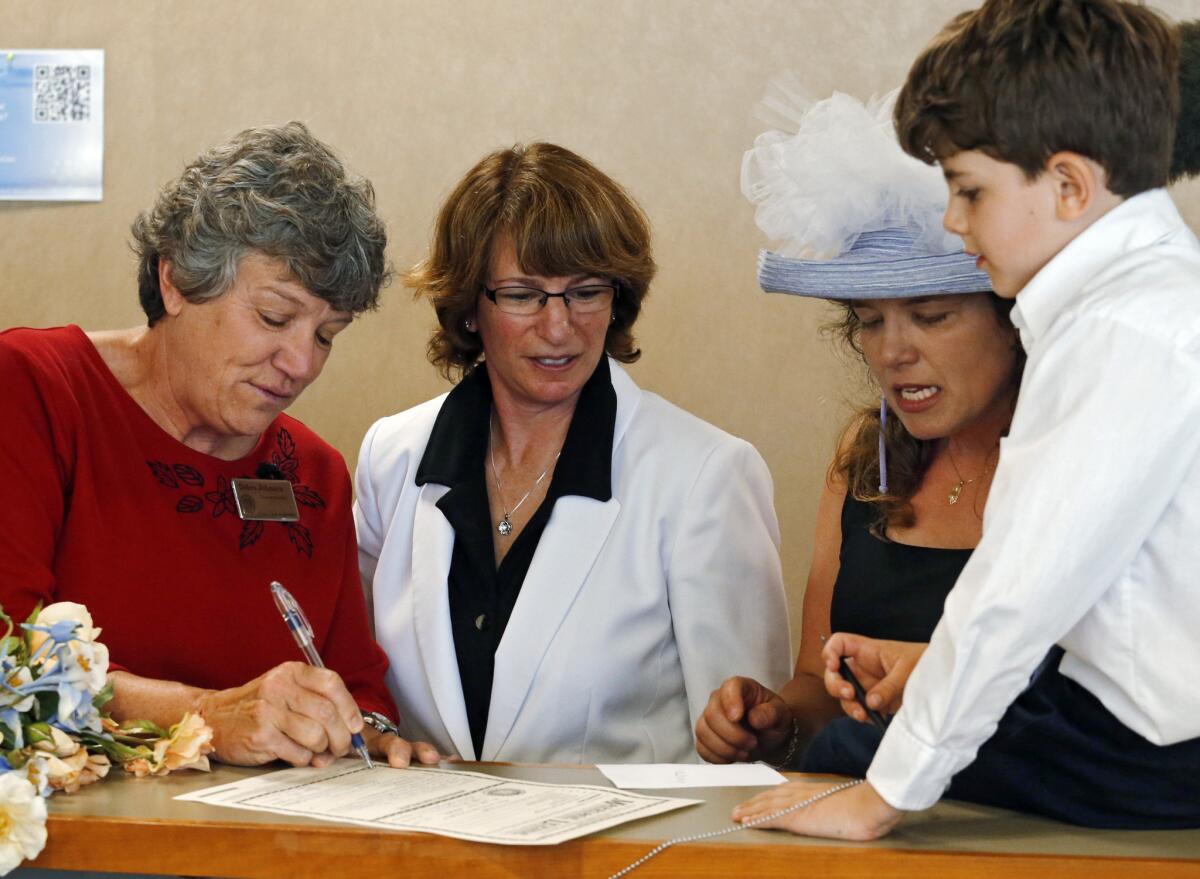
left=866, top=309, right=1200, bottom=812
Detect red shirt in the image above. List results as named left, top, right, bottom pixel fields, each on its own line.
left=0, top=325, right=395, bottom=716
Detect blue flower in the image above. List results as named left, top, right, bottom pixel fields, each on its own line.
left=0, top=709, right=22, bottom=749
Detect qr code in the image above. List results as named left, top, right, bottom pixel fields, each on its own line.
left=33, top=63, right=92, bottom=123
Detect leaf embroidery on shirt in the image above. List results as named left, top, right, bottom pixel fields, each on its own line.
left=294, top=486, right=325, bottom=509
left=145, top=428, right=326, bottom=556
left=278, top=427, right=296, bottom=460
left=176, top=495, right=204, bottom=513
left=173, top=464, right=205, bottom=486
left=147, top=461, right=178, bottom=488
left=239, top=520, right=265, bottom=549
left=284, top=522, right=314, bottom=558
left=272, top=427, right=301, bottom=484
left=273, top=454, right=300, bottom=483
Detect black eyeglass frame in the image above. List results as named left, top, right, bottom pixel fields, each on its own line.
left=482, top=281, right=621, bottom=314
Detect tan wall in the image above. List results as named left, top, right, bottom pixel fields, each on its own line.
left=5, top=0, right=1200, bottom=645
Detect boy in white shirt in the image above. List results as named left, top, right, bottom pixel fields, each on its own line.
left=735, top=0, right=1200, bottom=838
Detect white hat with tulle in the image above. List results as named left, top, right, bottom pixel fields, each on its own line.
left=742, top=82, right=992, bottom=300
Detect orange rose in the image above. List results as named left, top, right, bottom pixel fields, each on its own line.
left=152, top=713, right=215, bottom=773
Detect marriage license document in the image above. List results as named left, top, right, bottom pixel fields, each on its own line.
left=177, top=760, right=699, bottom=845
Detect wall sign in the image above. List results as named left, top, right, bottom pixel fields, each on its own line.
left=0, top=49, right=104, bottom=201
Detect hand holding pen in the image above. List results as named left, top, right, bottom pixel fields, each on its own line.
left=820, top=633, right=927, bottom=726
left=837, top=658, right=890, bottom=731
left=268, top=581, right=444, bottom=770
left=191, top=655, right=376, bottom=768
left=270, top=580, right=374, bottom=768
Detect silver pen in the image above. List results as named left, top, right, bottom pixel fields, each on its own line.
left=269, top=580, right=374, bottom=768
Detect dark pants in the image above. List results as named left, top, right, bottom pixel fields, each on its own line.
left=800, top=650, right=1200, bottom=829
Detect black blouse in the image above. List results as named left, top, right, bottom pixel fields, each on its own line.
left=414, top=358, right=616, bottom=758
left=829, top=493, right=971, bottom=643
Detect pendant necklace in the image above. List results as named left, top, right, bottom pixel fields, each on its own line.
left=488, top=418, right=560, bottom=537
left=946, top=443, right=998, bottom=506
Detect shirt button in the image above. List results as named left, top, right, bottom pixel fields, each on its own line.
left=474, top=613, right=491, bottom=631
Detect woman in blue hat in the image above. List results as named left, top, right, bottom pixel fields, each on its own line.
left=695, top=88, right=1023, bottom=768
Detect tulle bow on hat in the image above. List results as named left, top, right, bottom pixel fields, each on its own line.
left=742, top=79, right=991, bottom=299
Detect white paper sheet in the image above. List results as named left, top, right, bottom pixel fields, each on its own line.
left=595, top=763, right=787, bottom=789
left=176, top=760, right=700, bottom=845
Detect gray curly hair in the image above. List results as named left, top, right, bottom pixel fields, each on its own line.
left=131, top=121, right=390, bottom=324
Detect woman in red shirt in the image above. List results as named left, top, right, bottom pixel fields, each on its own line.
left=0, top=123, right=437, bottom=769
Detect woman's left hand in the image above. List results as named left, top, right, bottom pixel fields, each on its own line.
left=363, top=728, right=443, bottom=768
left=731, top=779, right=903, bottom=841
left=821, top=633, right=925, bottom=720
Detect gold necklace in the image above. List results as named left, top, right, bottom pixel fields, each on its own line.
left=946, top=443, right=998, bottom=506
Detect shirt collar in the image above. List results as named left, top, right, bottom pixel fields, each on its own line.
left=416, top=358, right=615, bottom=502
left=1012, top=189, right=1188, bottom=349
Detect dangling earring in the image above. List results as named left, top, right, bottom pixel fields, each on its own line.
left=464, top=318, right=475, bottom=332
left=877, top=395, right=889, bottom=494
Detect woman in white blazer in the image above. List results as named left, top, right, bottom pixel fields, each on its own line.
left=355, top=143, right=792, bottom=763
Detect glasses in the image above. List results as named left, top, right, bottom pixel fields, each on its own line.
left=483, top=283, right=619, bottom=316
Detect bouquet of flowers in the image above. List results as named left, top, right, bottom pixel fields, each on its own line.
left=0, top=601, right=214, bottom=874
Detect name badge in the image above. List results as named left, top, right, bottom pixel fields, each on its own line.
left=230, top=478, right=300, bottom=522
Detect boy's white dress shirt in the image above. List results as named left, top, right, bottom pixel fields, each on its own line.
left=868, top=189, right=1200, bottom=810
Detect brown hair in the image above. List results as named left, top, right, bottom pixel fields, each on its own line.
left=1171, top=19, right=1200, bottom=182
left=895, top=0, right=1179, bottom=197
left=826, top=296, right=1022, bottom=529
left=406, top=142, right=657, bottom=380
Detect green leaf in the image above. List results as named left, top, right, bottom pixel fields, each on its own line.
left=33, top=691, right=56, bottom=722
left=0, top=609, right=13, bottom=648
left=117, top=718, right=168, bottom=738
left=78, top=731, right=146, bottom=761
left=19, top=604, right=41, bottom=663
left=21, top=604, right=41, bottom=632
left=92, top=682, right=114, bottom=710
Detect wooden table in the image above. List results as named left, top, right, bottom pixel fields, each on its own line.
left=32, top=763, right=1200, bottom=878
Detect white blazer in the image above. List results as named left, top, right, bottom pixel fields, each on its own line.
left=354, top=361, right=792, bottom=763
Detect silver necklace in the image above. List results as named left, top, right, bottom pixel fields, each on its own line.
left=488, top=421, right=560, bottom=537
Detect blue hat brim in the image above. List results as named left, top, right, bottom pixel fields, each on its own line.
left=756, top=232, right=992, bottom=300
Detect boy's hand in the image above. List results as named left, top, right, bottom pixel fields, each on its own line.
left=733, top=779, right=903, bottom=840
